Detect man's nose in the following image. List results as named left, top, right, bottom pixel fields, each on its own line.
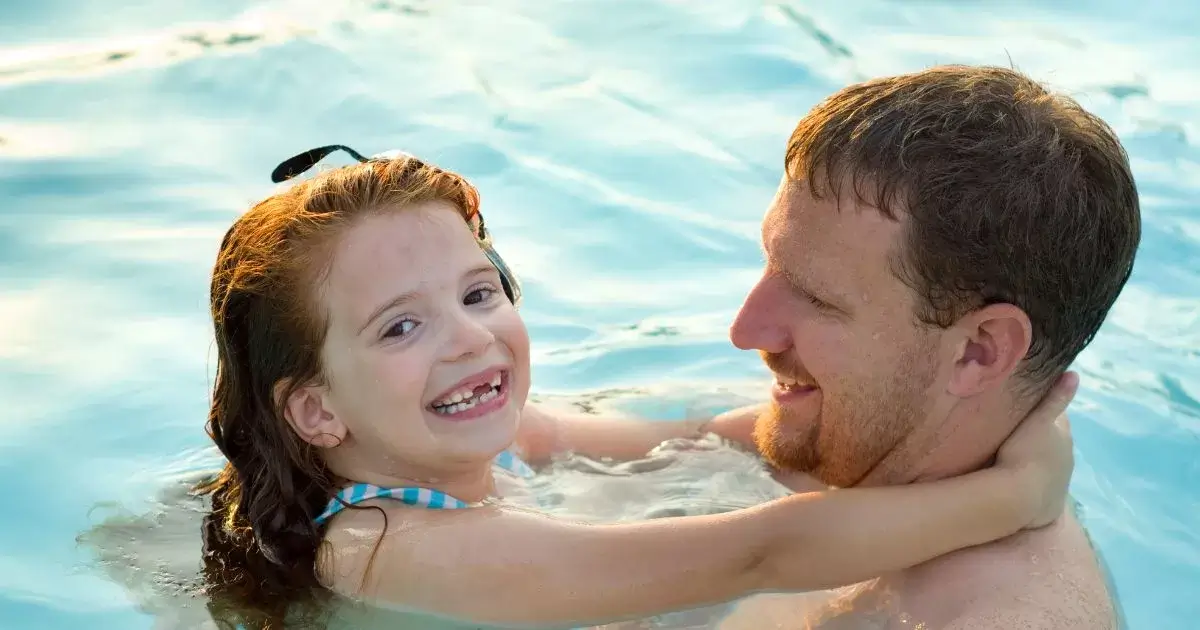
left=729, top=276, right=792, bottom=354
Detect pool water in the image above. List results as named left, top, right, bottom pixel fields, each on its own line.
left=1, top=0, right=1197, bottom=628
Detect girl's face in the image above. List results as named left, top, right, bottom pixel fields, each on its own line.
left=284, top=201, right=531, bottom=481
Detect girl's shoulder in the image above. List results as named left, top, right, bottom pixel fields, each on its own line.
left=317, top=499, right=504, bottom=595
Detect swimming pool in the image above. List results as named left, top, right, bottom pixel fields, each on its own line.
left=1, top=0, right=1196, bottom=628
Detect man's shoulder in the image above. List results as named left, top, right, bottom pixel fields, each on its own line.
left=940, top=603, right=1111, bottom=630
left=905, top=510, right=1117, bottom=629
left=714, top=510, right=1119, bottom=630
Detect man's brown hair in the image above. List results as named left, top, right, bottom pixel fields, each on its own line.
left=786, top=64, right=1141, bottom=385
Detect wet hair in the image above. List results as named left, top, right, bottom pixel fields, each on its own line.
left=194, top=156, right=486, bottom=629
left=785, top=64, right=1141, bottom=386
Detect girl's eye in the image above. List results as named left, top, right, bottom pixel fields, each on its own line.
left=464, top=286, right=498, bottom=306
left=383, top=319, right=419, bottom=339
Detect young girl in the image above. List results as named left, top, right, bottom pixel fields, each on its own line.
left=197, top=145, right=1077, bottom=630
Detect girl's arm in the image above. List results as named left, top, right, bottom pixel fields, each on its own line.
left=515, top=401, right=830, bottom=491
left=514, top=398, right=801, bottom=465
left=515, top=400, right=770, bottom=464
left=515, top=402, right=708, bottom=464
left=323, top=374, right=1077, bottom=628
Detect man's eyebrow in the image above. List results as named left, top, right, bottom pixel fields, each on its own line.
left=780, top=267, right=820, bottom=298
left=770, top=254, right=852, bottom=312
left=762, top=213, right=853, bottom=312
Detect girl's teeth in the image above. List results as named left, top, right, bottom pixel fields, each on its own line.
left=444, top=387, right=473, bottom=405
left=436, top=374, right=505, bottom=409
left=435, top=383, right=502, bottom=414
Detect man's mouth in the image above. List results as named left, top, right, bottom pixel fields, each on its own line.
left=430, top=369, right=507, bottom=417
left=774, top=374, right=818, bottom=392
left=761, top=352, right=819, bottom=397
left=773, top=373, right=819, bottom=402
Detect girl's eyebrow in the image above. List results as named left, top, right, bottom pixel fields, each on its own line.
left=360, top=289, right=421, bottom=335
left=358, top=264, right=499, bottom=335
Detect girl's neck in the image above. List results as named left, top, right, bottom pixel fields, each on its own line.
left=329, top=456, right=498, bottom=504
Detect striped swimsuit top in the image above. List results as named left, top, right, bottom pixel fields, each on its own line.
left=313, top=449, right=537, bottom=525
left=313, top=452, right=597, bottom=630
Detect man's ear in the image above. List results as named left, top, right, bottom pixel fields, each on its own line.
left=275, top=378, right=346, bottom=448
left=947, top=303, right=1032, bottom=398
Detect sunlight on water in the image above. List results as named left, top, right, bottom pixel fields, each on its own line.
left=1, top=0, right=1197, bottom=628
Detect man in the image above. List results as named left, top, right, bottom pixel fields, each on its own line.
left=704, top=64, right=1139, bottom=629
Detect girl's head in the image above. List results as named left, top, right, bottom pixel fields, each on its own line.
left=197, top=150, right=529, bottom=628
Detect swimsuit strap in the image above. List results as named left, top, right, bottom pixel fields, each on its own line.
left=494, top=447, right=536, bottom=479
left=314, top=450, right=536, bottom=525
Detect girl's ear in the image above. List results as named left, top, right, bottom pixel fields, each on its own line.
left=276, top=379, right=346, bottom=448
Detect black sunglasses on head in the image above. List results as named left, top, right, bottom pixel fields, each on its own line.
left=269, top=144, right=522, bottom=305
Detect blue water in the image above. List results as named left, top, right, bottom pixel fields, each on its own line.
left=1, top=0, right=1197, bottom=628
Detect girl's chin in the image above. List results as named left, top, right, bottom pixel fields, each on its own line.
left=425, top=407, right=521, bottom=456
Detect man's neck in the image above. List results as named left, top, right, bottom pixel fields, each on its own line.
left=863, top=390, right=1025, bottom=486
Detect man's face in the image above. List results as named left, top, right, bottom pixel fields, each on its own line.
left=729, top=181, right=948, bottom=488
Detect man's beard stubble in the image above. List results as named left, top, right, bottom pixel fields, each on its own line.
left=752, top=345, right=939, bottom=488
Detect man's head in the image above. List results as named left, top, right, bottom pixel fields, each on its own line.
left=729, top=65, right=1140, bottom=486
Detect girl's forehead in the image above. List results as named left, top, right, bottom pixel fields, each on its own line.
left=320, top=206, right=489, bottom=326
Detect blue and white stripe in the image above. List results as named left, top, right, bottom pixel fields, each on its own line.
left=494, top=448, right=536, bottom=479
left=314, top=450, right=536, bottom=525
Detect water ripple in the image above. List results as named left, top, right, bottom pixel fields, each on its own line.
left=2, top=1, right=1198, bottom=628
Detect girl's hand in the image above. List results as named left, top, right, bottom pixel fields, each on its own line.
left=994, top=371, right=1079, bottom=529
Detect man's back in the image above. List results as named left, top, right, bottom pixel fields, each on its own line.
left=718, top=509, right=1116, bottom=629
